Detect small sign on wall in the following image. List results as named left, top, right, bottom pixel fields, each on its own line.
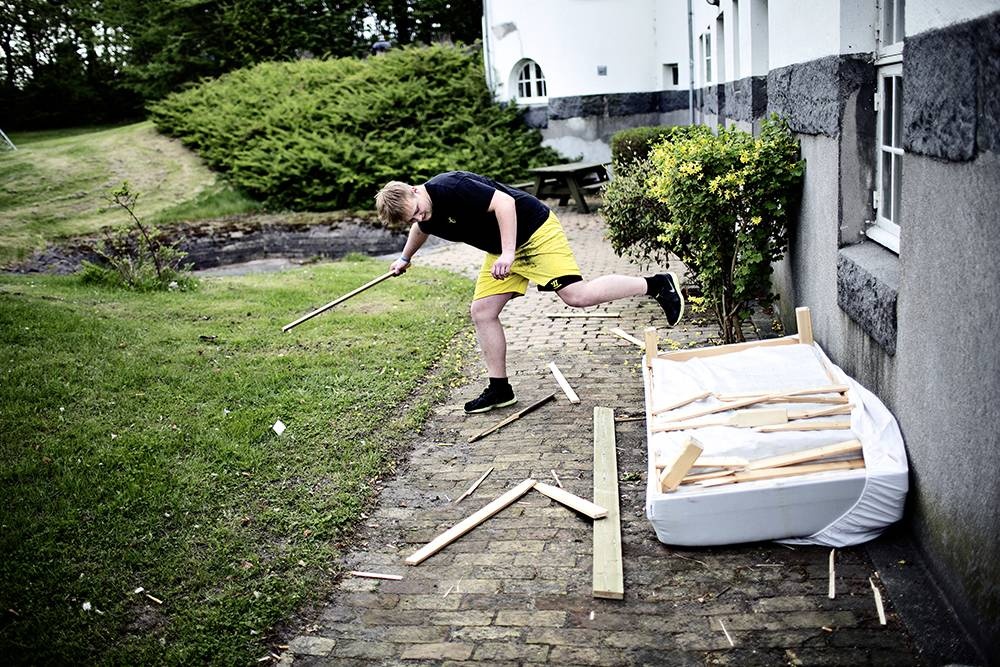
left=597, top=65, right=607, bottom=76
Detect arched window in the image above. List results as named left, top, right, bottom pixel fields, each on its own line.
left=515, top=60, right=547, bottom=101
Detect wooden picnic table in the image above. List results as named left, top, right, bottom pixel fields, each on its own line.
left=528, top=161, right=611, bottom=214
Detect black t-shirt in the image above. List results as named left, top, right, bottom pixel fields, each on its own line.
left=419, top=171, right=550, bottom=254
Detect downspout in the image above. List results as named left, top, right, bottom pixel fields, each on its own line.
left=687, top=0, right=695, bottom=125
left=482, top=0, right=496, bottom=97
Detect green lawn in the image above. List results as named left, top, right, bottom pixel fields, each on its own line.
left=0, top=122, right=260, bottom=265
left=0, top=258, right=472, bottom=663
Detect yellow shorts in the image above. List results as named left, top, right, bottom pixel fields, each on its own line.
left=473, top=211, right=582, bottom=300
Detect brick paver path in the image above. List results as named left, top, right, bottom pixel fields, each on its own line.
left=280, top=208, right=920, bottom=665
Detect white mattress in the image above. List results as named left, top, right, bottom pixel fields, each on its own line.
left=643, top=342, right=908, bottom=547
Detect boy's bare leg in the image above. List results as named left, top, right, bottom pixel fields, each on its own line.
left=470, top=292, right=516, bottom=378
left=555, top=275, right=646, bottom=308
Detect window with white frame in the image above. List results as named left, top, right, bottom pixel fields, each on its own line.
left=515, top=60, right=547, bottom=101
left=869, top=0, right=904, bottom=253
left=702, top=33, right=712, bottom=84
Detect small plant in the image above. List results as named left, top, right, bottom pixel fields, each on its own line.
left=602, top=116, right=804, bottom=343
left=79, top=182, right=196, bottom=291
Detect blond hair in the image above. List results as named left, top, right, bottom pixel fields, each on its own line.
left=375, top=181, right=414, bottom=225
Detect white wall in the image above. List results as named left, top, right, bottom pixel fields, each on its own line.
left=907, top=0, right=1000, bottom=36
left=485, top=0, right=662, bottom=100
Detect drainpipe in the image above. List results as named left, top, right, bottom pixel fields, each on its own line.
left=687, top=0, right=695, bottom=125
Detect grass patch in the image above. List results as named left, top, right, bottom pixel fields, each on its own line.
left=0, top=122, right=261, bottom=266
left=0, top=257, right=472, bottom=663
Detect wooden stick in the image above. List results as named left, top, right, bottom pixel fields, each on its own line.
left=550, top=469, right=562, bottom=488
left=724, top=394, right=849, bottom=405
left=548, top=362, right=580, bottom=404
left=533, top=481, right=607, bottom=519
left=788, top=404, right=853, bottom=420
left=719, top=618, right=735, bottom=647
left=681, top=468, right=737, bottom=484
left=467, top=393, right=556, bottom=443
left=651, top=390, right=712, bottom=416
left=454, top=466, right=494, bottom=504
left=653, top=407, right=789, bottom=433
left=745, top=439, right=862, bottom=470
left=405, top=478, right=536, bottom=565
left=656, top=334, right=798, bottom=362
left=658, top=456, right=748, bottom=470
left=695, top=459, right=865, bottom=488
left=796, top=306, right=814, bottom=345
left=349, top=570, right=403, bottom=581
left=755, top=420, right=853, bottom=433
left=658, top=436, right=704, bottom=492
left=593, top=406, right=624, bottom=599
left=644, top=326, right=658, bottom=367
left=609, top=327, right=644, bottom=348
left=714, top=384, right=849, bottom=401
left=282, top=271, right=394, bottom=332
left=870, top=577, right=887, bottom=625
left=828, top=549, right=836, bottom=599
left=546, top=312, right=620, bottom=318
left=655, top=390, right=790, bottom=425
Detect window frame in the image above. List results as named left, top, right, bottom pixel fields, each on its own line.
left=515, top=60, right=548, bottom=103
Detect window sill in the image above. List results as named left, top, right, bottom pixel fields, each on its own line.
left=837, top=242, right=900, bottom=355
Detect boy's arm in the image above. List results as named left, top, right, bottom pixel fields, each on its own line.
left=390, top=223, right=430, bottom=275
left=488, top=189, right=517, bottom=279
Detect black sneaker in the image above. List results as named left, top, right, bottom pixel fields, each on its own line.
left=653, top=272, right=685, bottom=327
left=464, top=384, right=517, bottom=414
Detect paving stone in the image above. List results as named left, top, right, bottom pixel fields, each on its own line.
left=287, top=635, right=336, bottom=656
left=399, top=641, right=474, bottom=661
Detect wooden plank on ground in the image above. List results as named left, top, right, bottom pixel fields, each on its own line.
left=609, top=327, right=644, bottom=348
left=745, top=439, right=862, bottom=470
left=548, top=362, right=581, bottom=404
left=592, top=406, right=624, bottom=599
left=405, top=478, right=536, bottom=565
left=657, top=436, right=704, bottom=492
left=694, top=459, right=865, bottom=488
left=454, top=466, right=494, bottom=503
left=467, top=393, right=556, bottom=443
left=533, top=481, right=607, bottom=519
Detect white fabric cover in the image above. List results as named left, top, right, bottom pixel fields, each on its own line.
left=645, top=342, right=908, bottom=547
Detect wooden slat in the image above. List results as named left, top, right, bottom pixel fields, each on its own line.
left=657, top=436, right=704, bottom=492
left=656, top=455, right=748, bottom=470
left=282, top=271, right=394, bottom=332
left=745, top=439, right=862, bottom=470
left=548, top=362, right=581, bottom=404
left=651, top=390, right=712, bottom=416
left=405, top=478, right=536, bottom=565
left=756, top=420, right=853, bottom=433
left=656, top=334, right=799, bottom=362
left=533, top=481, right=607, bottom=519
left=454, top=466, right=494, bottom=504
left=644, top=327, right=658, bottom=367
left=788, top=404, right=854, bottom=420
left=592, top=406, right=624, bottom=599
left=681, top=468, right=738, bottom=484
left=652, top=407, right=788, bottom=433
left=467, top=393, right=556, bottom=443
left=609, top=327, right=644, bottom=348
left=349, top=571, right=403, bottom=580
left=796, top=306, right=814, bottom=345
left=714, top=384, right=849, bottom=401
left=694, top=459, right=865, bottom=488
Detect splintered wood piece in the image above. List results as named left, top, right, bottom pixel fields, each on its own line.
left=788, top=404, right=853, bottom=420
left=656, top=334, right=799, bottom=362
left=349, top=571, right=403, bottom=580
left=828, top=549, right=836, bottom=599
left=796, top=306, right=814, bottom=345
left=533, top=481, right=607, bottom=519
left=467, top=393, right=556, bottom=443
left=592, top=406, right=623, bottom=599
left=548, top=362, right=581, bottom=404
left=644, top=327, right=658, bottom=367
left=745, top=439, right=863, bottom=470
left=756, top=420, right=853, bottom=433
left=282, top=271, right=394, bottom=332
left=714, top=385, right=849, bottom=401
left=681, top=468, right=738, bottom=484
left=609, top=327, right=644, bottom=348
left=870, top=577, right=887, bottom=625
left=651, top=390, right=712, bottom=416
left=657, top=436, right=704, bottom=492
left=405, top=478, right=536, bottom=565
left=455, top=466, right=494, bottom=504
left=652, top=407, right=788, bottom=433
left=695, top=459, right=865, bottom=488
left=730, top=394, right=849, bottom=405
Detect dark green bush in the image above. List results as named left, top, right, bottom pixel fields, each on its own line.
left=610, top=125, right=681, bottom=171
left=149, top=45, right=562, bottom=218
